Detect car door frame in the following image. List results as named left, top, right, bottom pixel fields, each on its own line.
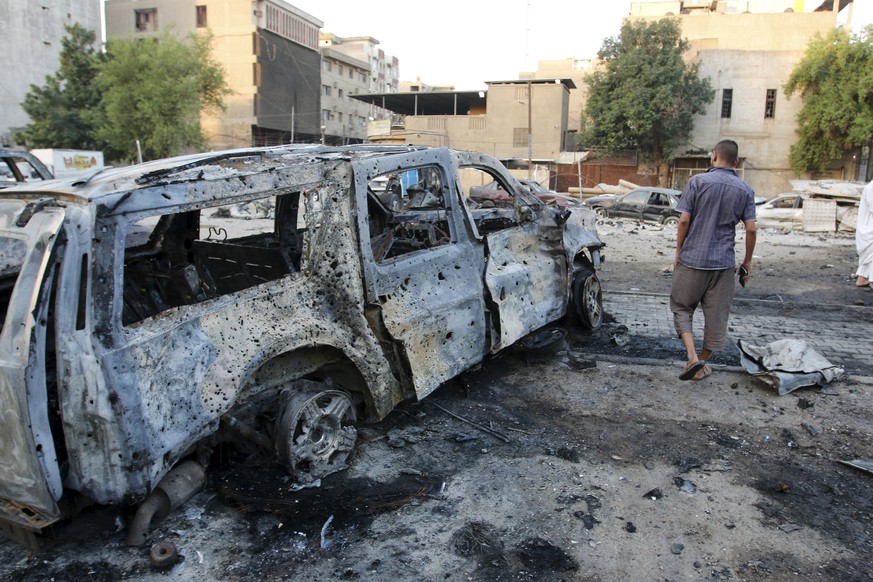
left=355, top=149, right=489, bottom=401
left=611, top=189, right=649, bottom=220
left=452, top=152, right=568, bottom=353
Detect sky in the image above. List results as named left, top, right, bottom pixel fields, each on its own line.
left=288, top=0, right=873, bottom=91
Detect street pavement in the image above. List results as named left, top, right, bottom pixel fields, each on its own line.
left=603, top=290, right=873, bottom=378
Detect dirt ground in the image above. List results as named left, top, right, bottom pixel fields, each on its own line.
left=1, top=220, right=871, bottom=581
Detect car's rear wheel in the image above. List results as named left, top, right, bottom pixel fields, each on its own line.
left=274, top=381, right=357, bottom=483
left=573, top=269, right=603, bottom=329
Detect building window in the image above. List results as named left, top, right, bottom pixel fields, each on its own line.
left=349, top=69, right=353, bottom=79
left=324, top=61, right=332, bottom=72
left=322, top=109, right=331, bottom=124
left=338, top=65, right=344, bottom=76
left=253, top=63, right=260, bottom=86
left=720, top=89, right=732, bottom=119
left=322, top=85, right=332, bottom=97
left=513, top=128, right=528, bottom=148
left=515, top=86, right=529, bottom=103
left=764, top=89, right=777, bottom=118
left=337, top=112, right=343, bottom=123
left=338, top=89, right=343, bottom=99
left=134, top=8, right=158, bottom=32
left=196, top=5, right=207, bottom=28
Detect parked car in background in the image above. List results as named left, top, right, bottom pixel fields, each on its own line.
left=755, top=193, right=805, bottom=228
left=0, top=144, right=604, bottom=548
left=0, top=147, right=53, bottom=189
left=755, top=192, right=858, bottom=230
left=469, top=179, right=581, bottom=209
left=519, top=179, right=580, bottom=208
left=582, top=187, right=682, bottom=225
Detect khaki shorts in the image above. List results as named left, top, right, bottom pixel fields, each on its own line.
left=669, top=263, right=736, bottom=352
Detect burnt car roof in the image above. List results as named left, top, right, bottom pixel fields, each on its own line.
left=0, top=144, right=431, bottom=207
left=0, top=147, right=53, bottom=186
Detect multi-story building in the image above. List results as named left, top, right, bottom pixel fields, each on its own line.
left=320, top=34, right=399, bottom=95
left=630, top=0, right=859, bottom=194
left=319, top=42, right=373, bottom=144
left=105, top=0, right=323, bottom=148
left=318, top=33, right=399, bottom=142
left=0, top=0, right=102, bottom=145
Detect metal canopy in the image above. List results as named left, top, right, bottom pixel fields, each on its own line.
left=351, top=91, right=486, bottom=116
left=350, top=79, right=575, bottom=116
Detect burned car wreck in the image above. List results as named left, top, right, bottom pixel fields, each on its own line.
left=0, top=144, right=604, bottom=548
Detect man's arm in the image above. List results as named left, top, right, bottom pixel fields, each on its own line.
left=674, top=212, right=692, bottom=268
left=740, top=219, right=757, bottom=284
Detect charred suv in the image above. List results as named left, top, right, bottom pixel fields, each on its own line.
left=0, top=145, right=604, bottom=547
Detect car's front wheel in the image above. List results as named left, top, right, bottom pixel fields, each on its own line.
left=594, top=207, right=608, bottom=220
left=572, top=269, right=603, bottom=329
left=662, top=216, right=679, bottom=226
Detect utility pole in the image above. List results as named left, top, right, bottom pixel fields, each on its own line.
left=527, top=79, right=532, bottom=179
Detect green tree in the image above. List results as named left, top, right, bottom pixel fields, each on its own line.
left=15, top=23, right=103, bottom=150
left=582, top=18, right=714, bottom=186
left=95, top=31, right=231, bottom=162
left=784, top=26, right=873, bottom=179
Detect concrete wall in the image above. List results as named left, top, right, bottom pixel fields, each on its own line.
left=483, top=82, right=569, bottom=161
left=672, top=10, right=837, bottom=51
left=0, top=0, right=102, bottom=145
left=689, top=49, right=806, bottom=196
left=528, top=58, right=598, bottom=136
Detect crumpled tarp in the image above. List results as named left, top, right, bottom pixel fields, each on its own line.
left=737, top=338, right=845, bottom=396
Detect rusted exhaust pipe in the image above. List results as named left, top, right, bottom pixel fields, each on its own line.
left=126, top=460, right=206, bottom=546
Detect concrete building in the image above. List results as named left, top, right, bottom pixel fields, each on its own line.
left=319, top=34, right=399, bottom=95
left=630, top=0, right=859, bottom=195
left=105, top=0, right=324, bottom=148
left=318, top=33, right=399, bottom=143
left=0, top=0, right=102, bottom=146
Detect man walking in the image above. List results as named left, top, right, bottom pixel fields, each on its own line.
left=671, top=140, right=757, bottom=381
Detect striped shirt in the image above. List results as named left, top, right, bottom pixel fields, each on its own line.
left=677, top=167, right=756, bottom=270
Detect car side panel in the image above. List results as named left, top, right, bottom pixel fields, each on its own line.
left=484, top=220, right=567, bottom=351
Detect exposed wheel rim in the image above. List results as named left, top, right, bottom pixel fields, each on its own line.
left=575, top=272, right=603, bottom=329
left=275, top=388, right=357, bottom=483
left=595, top=208, right=607, bottom=219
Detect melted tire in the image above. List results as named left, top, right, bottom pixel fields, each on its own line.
left=573, top=270, right=603, bottom=330
left=274, top=382, right=357, bottom=483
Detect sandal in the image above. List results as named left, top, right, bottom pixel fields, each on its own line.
left=692, top=364, right=712, bottom=381
left=679, top=360, right=707, bottom=381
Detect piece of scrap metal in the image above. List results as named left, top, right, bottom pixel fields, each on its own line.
left=838, top=459, right=873, bottom=476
